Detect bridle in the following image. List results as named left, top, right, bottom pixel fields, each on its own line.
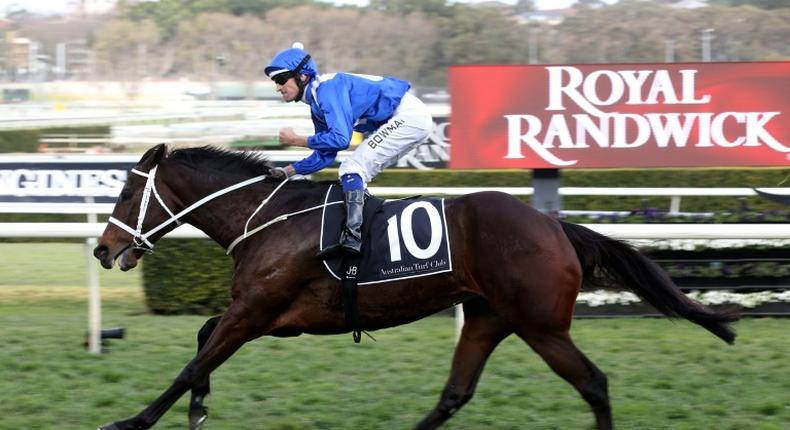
left=109, top=166, right=175, bottom=253
left=108, top=165, right=267, bottom=254
left=107, top=165, right=340, bottom=255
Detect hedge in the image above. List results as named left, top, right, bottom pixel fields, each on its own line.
left=0, top=125, right=110, bottom=153
left=142, top=239, right=232, bottom=315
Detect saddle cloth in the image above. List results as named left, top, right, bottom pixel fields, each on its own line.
left=320, top=185, right=452, bottom=285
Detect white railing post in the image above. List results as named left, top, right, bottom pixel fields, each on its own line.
left=85, top=197, right=102, bottom=354
left=669, top=196, right=682, bottom=214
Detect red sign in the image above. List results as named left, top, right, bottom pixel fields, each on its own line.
left=449, top=62, right=790, bottom=169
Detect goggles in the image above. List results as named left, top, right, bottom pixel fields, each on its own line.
left=272, top=72, right=294, bottom=86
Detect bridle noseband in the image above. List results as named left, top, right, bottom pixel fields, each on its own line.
left=108, top=166, right=181, bottom=254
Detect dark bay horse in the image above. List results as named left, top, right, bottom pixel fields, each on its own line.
left=93, top=144, right=738, bottom=430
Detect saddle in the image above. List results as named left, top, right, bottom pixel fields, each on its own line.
left=319, top=185, right=452, bottom=285
left=319, top=185, right=453, bottom=341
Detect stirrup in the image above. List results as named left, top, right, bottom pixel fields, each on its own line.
left=340, top=228, right=362, bottom=255
left=341, top=243, right=361, bottom=255
left=316, top=242, right=361, bottom=259
left=316, top=244, right=343, bottom=259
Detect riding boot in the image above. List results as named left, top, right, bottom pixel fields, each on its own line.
left=339, top=189, right=364, bottom=254
left=317, top=189, right=365, bottom=258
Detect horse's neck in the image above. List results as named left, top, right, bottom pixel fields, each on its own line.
left=165, top=166, right=326, bottom=251
left=163, top=167, right=267, bottom=249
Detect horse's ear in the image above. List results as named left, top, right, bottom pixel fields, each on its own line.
left=138, top=144, right=167, bottom=170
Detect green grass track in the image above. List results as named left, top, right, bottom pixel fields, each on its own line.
left=0, top=244, right=788, bottom=429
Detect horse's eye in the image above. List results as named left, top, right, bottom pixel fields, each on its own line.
left=120, top=188, right=132, bottom=200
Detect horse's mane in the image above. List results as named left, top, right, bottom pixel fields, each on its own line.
left=166, top=146, right=273, bottom=178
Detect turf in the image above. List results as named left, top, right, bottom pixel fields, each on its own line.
left=0, top=244, right=788, bottom=429
left=0, top=243, right=141, bottom=289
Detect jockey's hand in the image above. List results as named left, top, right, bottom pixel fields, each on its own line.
left=279, top=128, right=308, bottom=147
left=270, top=165, right=295, bottom=179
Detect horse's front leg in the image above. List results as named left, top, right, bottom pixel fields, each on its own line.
left=98, top=305, right=253, bottom=430
left=189, top=315, right=221, bottom=430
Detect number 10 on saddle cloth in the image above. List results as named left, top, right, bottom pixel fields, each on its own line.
left=319, top=185, right=452, bottom=285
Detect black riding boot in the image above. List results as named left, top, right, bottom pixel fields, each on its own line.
left=317, top=189, right=365, bottom=258
left=339, top=189, right=364, bottom=254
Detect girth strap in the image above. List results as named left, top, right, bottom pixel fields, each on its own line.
left=340, top=255, right=362, bottom=343
left=337, top=196, right=385, bottom=343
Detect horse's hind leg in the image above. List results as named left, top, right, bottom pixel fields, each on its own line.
left=189, top=315, right=221, bottom=430
left=414, top=298, right=511, bottom=430
left=518, top=329, right=612, bottom=430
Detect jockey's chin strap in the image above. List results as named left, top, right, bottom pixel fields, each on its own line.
left=292, top=54, right=311, bottom=102
left=108, top=166, right=268, bottom=254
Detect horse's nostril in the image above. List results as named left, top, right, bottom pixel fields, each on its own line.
left=93, top=244, right=108, bottom=259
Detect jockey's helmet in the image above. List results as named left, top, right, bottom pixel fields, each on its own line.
left=265, top=45, right=317, bottom=103
left=264, top=47, right=318, bottom=79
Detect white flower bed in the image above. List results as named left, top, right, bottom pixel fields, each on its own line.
left=630, top=238, right=790, bottom=251
left=578, top=289, right=790, bottom=308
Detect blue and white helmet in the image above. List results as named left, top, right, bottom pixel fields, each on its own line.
left=264, top=44, right=318, bottom=78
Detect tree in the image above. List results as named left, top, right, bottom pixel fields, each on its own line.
left=263, top=5, right=438, bottom=84
left=575, top=0, right=607, bottom=8
left=354, top=11, right=439, bottom=83
left=173, top=13, right=268, bottom=88
left=686, top=4, right=790, bottom=61
left=549, top=0, right=790, bottom=64
left=68, top=0, right=790, bottom=86
left=118, top=0, right=198, bottom=40
left=117, top=0, right=314, bottom=39
left=368, top=0, right=453, bottom=17
left=439, top=6, right=530, bottom=66
left=94, top=19, right=161, bottom=82
left=707, top=0, right=790, bottom=10
left=514, top=0, right=534, bottom=14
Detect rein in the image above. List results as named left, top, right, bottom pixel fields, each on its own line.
left=109, top=165, right=340, bottom=255
left=228, top=183, right=341, bottom=254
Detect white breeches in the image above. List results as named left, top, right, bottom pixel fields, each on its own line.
left=338, top=92, right=433, bottom=187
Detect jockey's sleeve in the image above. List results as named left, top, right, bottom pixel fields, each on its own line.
left=293, top=149, right=338, bottom=175
left=306, top=80, right=354, bottom=152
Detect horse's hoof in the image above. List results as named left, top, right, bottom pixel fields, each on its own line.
left=189, top=412, right=208, bottom=430
left=98, top=424, right=121, bottom=430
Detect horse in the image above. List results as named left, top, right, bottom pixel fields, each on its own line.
left=93, top=144, right=738, bottom=430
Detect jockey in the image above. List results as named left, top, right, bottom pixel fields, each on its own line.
left=265, top=44, right=433, bottom=257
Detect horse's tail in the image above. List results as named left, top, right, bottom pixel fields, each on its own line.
left=560, top=221, right=739, bottom=344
